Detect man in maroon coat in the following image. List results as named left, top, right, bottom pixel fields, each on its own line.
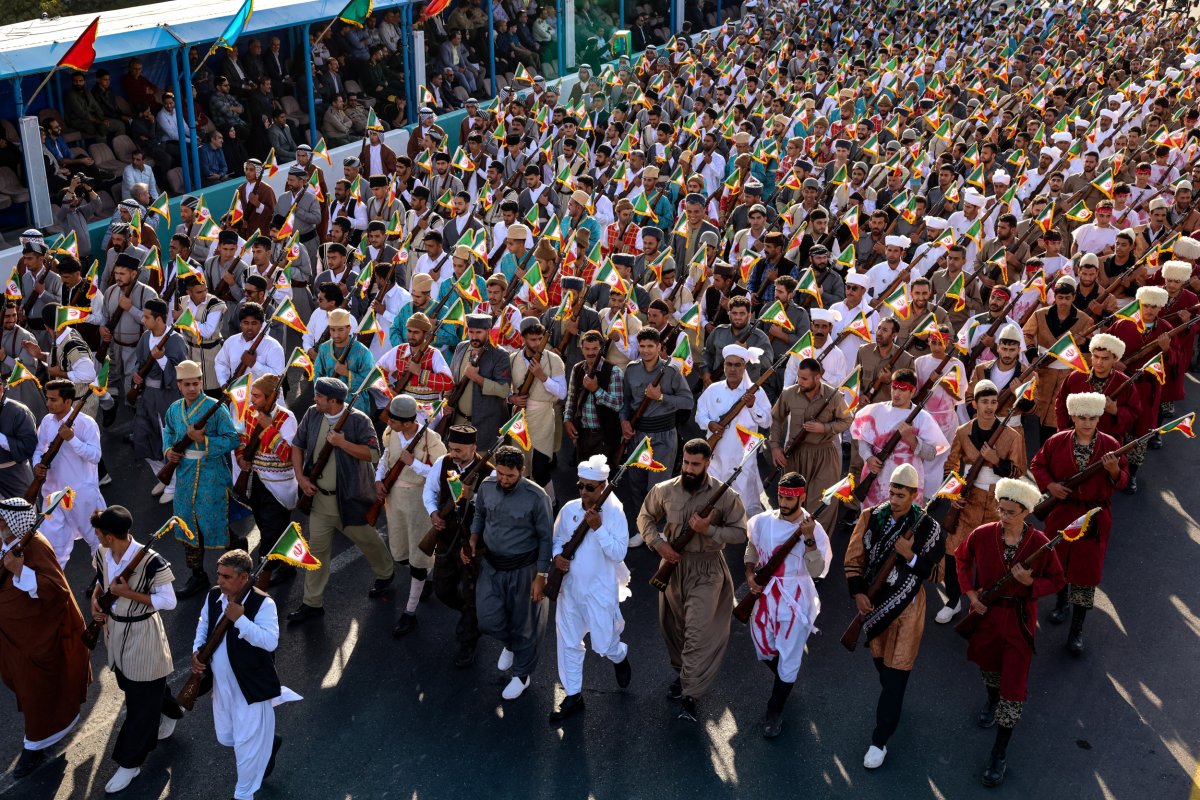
left=1030, top=392, right=1128, bottom=655
left=1053, top=332, right=1141, bottom=439
left=956, top=477, right=1066, bottom=788
left=1157, top=260, right=1198, bottom=416
left=1107, top=285, right=1179, bottom=493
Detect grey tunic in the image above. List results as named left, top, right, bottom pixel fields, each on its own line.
left=0, top=397, right=38, bottom=498
left=292, top=405, right=380, bottom=526
left=701, top=324, right=774, bottom=382
left=471, top=477, right=554, bottom=572
left=448, top=341, right=512, bottom=451
left=620, top=359, right=694, bottom=428
left=132, top=329, right=188, bottom=461
left=0, top=325, right=47, bottom=420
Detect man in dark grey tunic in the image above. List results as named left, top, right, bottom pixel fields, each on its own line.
left=447, top=314, right=512, bottom=450
left=0, top=382, right=38, bottom=498
left=131, top=299, right=188, bottom=493
left=469, top=446, right=553, bottom=701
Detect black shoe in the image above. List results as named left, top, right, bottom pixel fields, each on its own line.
left=102, top=403, right=119, bottom=427
left=978, top=697, right=998, bottom=728
left=761, top=710, right=784, bottom=739
left=548, top=693, right=585, bottom=723
left=666, top=677, right=682, bottom=700
left=453, top=643, right=476, bottom=669
left=613, top=656, right=632, bottom=689
left=677, top=695, right=698, bottom=722
left=1149, top=432, right=1163, bottom=450
left=1067, top=606, right=1087, bottom=656
left=121, top=432, right=133, bottom=444
left=1048, top=602, right=1070, bottom=625
left=177, top=572, right=210, bottom=599
left=1123, top=476, right=1138, bottom=495
left=263, top=735, right=283, bottom=780
left=268, top=565, right=296, bottom=587
left=391, top=613, right=418, bottom=638
left=12, top=748, right=45, bottom=779
left=287, top=603, right=325, bottom=624
left=368, top=575, right=394, bottom=598
left=981, top=753, right=1007, bottom=787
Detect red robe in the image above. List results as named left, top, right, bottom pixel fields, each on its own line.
left=1029, top=430, right=1128, bottom=586
left=0, top=534, right=92, bottom=742
left=955, top=522, right=1065, bottom=701
left=1160, top=289, right=1198, bottom=403
left=1052, top=369, right=1142, bottom=439
left=1108, top=318, right=1178, bottom=435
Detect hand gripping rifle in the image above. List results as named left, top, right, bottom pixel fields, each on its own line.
left=705, top=350, right=788, bottom=449
left=155, top=371, right=248, bottom=486
left=96, top=281, right=134, bottom=364
left=436, top=347, right=482, bottom=438
left=82, top=519, right=179, bottom=649
left=839, top=506, right=925, bottom=651
left=544, top=462, right=631, bottom=602
left=296, top=370, right=376, bottom=515
left=365, top=412, right=439, bottom=527
left=416, top=450, right=494, bottom=557
left=782, top=379, right=847, bottom=458
left=649, top=436, right=767, bottom=592
left=614, top=361, right=669, bottom=464
left=1030, top=426, right=1163, bottom=521
left=731, top=516, right=816, bottom=624
left=126, top=322, right=189, bottom=405
left=231, top=382, right=282, bottom=502
left=24, top=393, right=91, bottom=503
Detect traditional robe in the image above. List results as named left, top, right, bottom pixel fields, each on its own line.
left=768, top=381, right=852, bottom=532
left=164, top=395, right=240, bottom=548
left=1052, top=369, right=1141, bottom=440
left=850, top=401, right=950, bottom=506
left=914, top=353, right=966, bottom=492
left=943, top=419, right=1027, bottom=553
left=1159, top=288, right=1199, bottom=404
left=1108, top=317, right=1180, bottom=436
left=695, top=376, right=773, bottom=516
left=0, top=397, right=38, bottom=498
left=1022, top=306, right=1094, bottom=427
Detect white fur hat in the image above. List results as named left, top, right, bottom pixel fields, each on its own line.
left=1066, top=391, right=1107, bottom=417
left=889, top=462, right=920, bottom=488
left=1136, top=285, right=1169, bottom=307
left=1162, top=260, right=1193, bottom=281
left=1089, top=332, right=1126, bottom=360
left=1171, top=236, right=1200, bottom=261
left=995, top=477, right=1042, bottom=511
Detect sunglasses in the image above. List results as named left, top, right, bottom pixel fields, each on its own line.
left=576, top=481, right=603, bottom=491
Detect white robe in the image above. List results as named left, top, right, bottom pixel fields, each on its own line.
left=849, top=401, right=950, bottom=507
left=33, top=412, right=105, bottom=568
left=695, top=375, right=773, bottom=516
left=552, top=493, right=630, bottom=695
left=746, top=509, right=832, bottom=682
left=193, top=592, right=300, bottom=800
left=829, top=301, right=878, bottom=368
left=784, top=338, right=849, bottom=389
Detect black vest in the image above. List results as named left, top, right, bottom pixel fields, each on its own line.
left=437, top=456, right=491, bottom=539
left=203, top=586, right=281, bottom=704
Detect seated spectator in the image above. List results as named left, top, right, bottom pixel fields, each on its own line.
left=244, top=38, right=267, bottom=85
left=378, top=10, right=402, bottom=53
left=189, top=47, right=216, bottom=106
left=156, top=91, right=190, bottom=147
left=361, top=46, right=404, bottom=102
left=362, top=15, right=384, bottom=50
left=267, top=109, right=298, bottom=163
left=91, top=69, right=130, bottom=133
left=222, top=46, right=257, bottom=97
left=427, top=71, right=459, bottom=114
left=265, top=36, right=295, bottom=97
left=222, top=125, right=250, bottom=176
left=323, top=95, right=357, bottom=147
left=495, top=19, right=538, bottom=74
left=129, top=106, right=175, bottom=178
left=533, top=7, right=557, bottom=68
left=340, top=22, right=371, bottom=65
left=199, top=130, right=232, bottom=185
left=246, top=77, right=277, bottom=131
left=122, top=58, right=160, bottom=112
left=64, top=71, right=123, bottom=142
left=42, top=120, right=99, bottom=189
left=439, top=31, right=481, bottom=96
left=345, top=92, right=369, bottom=135
left=630, top=11, right=658, bottom=52
left=121, top=149, right=160, bottom=201
left=209, top=76, right=248, bottom=130
left=448, top=0, right=488, bottom=54
left=55, top=179, right=102, bottom=260
left=318, top=57, right=350, bottom=109
left=513, top=10, right=540, bottom=63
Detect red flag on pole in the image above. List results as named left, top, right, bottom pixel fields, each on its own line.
left=58, top=17, right=100, bottom=72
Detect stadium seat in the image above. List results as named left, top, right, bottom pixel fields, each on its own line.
left=87, top=142, right=126, bottom=175
left=111, top=134, right=139, bottom=164
left=167, top=167, right=185, bottom=194
left=0, top=168, right=30, bottom=204
left=280, top=95, right=310, bottom=129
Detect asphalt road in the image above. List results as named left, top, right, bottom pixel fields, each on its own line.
left=3, top=379, right=1200, bottom=800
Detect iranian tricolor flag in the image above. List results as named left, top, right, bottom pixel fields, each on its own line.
left=272, top=298, right=309, bottom=334
left=760, top=300, right=795, bottom=331
left=1158, top=412, right=1196, bottom=439
left=148, top=191, right=170, bottom=225
left=287, top=347, right=314, bottom=380
left=7, top=361, right=40, bottom=389
left=844, top=311, right=872, bottom=342
left=820, top=473, right=856, bottom=505
left=678, top=304, right=701, bottom=332
left=227, top=373, right=252, bottom=428
left=839, top=367, right=862, bottom=412
left=1015, top=374, right=1038, bottom=408
left=55, top=305, right=91, bottom=331
left=786, top=330, right=814, bottom=359
left=1141, top=353, right=1167, bottom=385
left=445, top=470, right=465, bottom=504
left=944, top=271, right=967, bottom=312
left=1060, top=508, right=1100, bottom=542
left=623, top=436, right=666, bottom=471
left=939, top=363, right=966, bottom=399
left=268, top=522, right=322, bottom=569
left=91, top=357, right=110, bottom=396
left=934, top=471, right=967, bottom=502
left=882, top=284, right=911, bottom=320
left=735, top=423, right=765, bottom=458
left=794, top=268, right=823, bottom=305
left=670, top=336, right=693, bottom=376
left=522, top=263, right=549, bottom=306
left=1047, top=333, right=1088, bottom=373
left=499, top=409, right=532, bottom=450
left=1113, top=298, right=1145, bottom=332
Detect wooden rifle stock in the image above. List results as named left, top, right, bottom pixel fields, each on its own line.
left=840, top=527, right=915, bottom=651
left=732, top=519, right=809, bottom=624
left=82, top=525, right=175, bottom=649
left=365, top=414, right=438, bottom=526
left=95, top=282, right=134, bottom=363
left=544, top=469, right=627, bottom=601
left=1118, top=315, right=1200, bottom=369
left=782, top=385, right=840, bottom=457
left=705, top=351, right=786, bottom=449
left=940, top=397, right=1027, bottom=536
left=24, top=396, right=89, bottom=504
left=296, top=397, right=359, bottom=515
left=1030, top=431, right=1149, bottom=520
left=614, top=365, right=667, bottom=463
left=156, top=371, right=247, bottom=485
left=953, top=531, right=1066, bottom=640
left=127, top=323, right=181, bottom=405
left=437, top=348, right=482, bottom=437
left=415, top=451, right=493, bottom=557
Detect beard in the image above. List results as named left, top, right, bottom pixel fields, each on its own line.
left=681, top=471, right=705, bottom=492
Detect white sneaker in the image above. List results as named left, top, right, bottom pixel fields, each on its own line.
left=159, top=490, right=174, bottom=505
left=151, top=482, right=165, bottom=497
left=105, top=766, right=140, bottom=793
left=501, top=675, right=529, bottom=700
left=157, top=714, right=176, bottom=740
left=497, top=647, right=514, bottom=671
left=627, top=534, right=643, bottom=548
left=935, top=600, right=961, bottom=624
left=863, top=745, right=887, bottom=769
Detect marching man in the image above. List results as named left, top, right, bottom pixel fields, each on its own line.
left=743, top=473, right=831, bottom=738
left=548, top=455, right=632, bottom=723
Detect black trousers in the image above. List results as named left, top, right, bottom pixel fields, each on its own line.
left=872, top=658, right=911, bottom=747
left=112, top=669, right=177, bottom=769
left=944, top=554, right=963, bottom=606
left=432, top=541, right=480, bottom=647
left=250, top=474, right=292, bottom=568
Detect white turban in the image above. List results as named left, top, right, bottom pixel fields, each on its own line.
left=885, top=235, right=910, bottom=248
left=810, top=308, right=843, bottom=324
left=722, top=344, right=763, bottom=362
left=577, top=454, right=610, bottom=481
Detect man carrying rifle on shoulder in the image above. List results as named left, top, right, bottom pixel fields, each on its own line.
left=447, top=314, right=513, bottom=449
left=636, top=438, right=747, bottom=723
left=842, top=462, right=943, bottom=770
left=288, top=377, right=395, bottom=623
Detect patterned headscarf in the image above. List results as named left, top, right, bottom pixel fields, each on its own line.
left=0, top=498, right=38, bottom=539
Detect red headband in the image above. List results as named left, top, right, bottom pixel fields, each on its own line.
left=778, top=486, right=806, bottom=498
left=891, top=380, right=916, bottom=392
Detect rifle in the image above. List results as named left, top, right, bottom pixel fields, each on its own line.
left=365, top=413, right=438, bottom=526
left=296, top=370, right=376, bottom=515
left=81, top=519, right=178, bottom=649
left=176, top=556, right=271, bottom=711
left=705, top=350, right=788, bottom=449
left=649, top=437, right=767, bottom=591
left=231, top=382, right=283, bottom=502
left=96, top=281, right=134, bottom=363
left=782, top=379, right=847, bottom=457
left=436, top=346, right=483, bottom=438
left=839, top=506, right=925, bottom=651
left=415, top=450, right=494, bottom=557
left=23, top=394, right=90, bottom=503
left=155, top=371, right=249, bottom=486
left=731, top=515, right=815, bottom=624
left=20, top=262, right=53, bottom=322
left=1030, top=428, right=1157, bottom=521
left=859, top=336, right=915, bottom=405
left=851, top=349, right=954, bottom=503
left=544, top=463, right=631, bottom=601
left=962, top=290, right=1023, bottom=376
left=953, top=528, right=1072, bottom=641
left=613, top=360, right=669, bottom=464
left=126, top=323, right=184, bottom=405
left=0, top=492, right=68, bottom=581
left=1115, top=314, right=1200, bottom=371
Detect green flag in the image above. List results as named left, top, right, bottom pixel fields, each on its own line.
left=337, top=0, right=374, bottom=26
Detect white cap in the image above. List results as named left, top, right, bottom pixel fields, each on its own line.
left=1100, top=108, right=1117, bottom=120
left=577, top=454, right=610, bottom=481
left=1162, top=260, right=1193, bottom=281
left=884, top=235, right=910, bottom=248
left=992, top=170, right=1011, bottom=185
left=1136, top=285, right=1169, bottom=307
left=997, top=323, right=1022, bottom=343
left=1089, top=332, right=1126, bottom=360
left=721, top=344, right=764, bottom=362
left=1066, top=391, right=1107, bottom=417
left=972, top=378, right=998, bottom=398
left=846, top=272, right=871, bottom=288
left=1052, top=131, right=1073, bottom=143
left=1039, top=146, right=1058, bottom=159
left=889, top=463, right=920, bottom=488
left=810, top=308, right=843, bottom=324
left=964, top=191, right=986, bottom=208
left=924, top=216, right=949, bottom=230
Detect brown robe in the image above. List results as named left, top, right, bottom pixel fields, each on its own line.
left=1022, top=306, right=1093, bottom=426
left=943, top=419, right=1028, bottom=553
left=769, top=381, right=852, bottom=532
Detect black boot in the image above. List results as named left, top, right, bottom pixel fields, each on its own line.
left=178, top=570, right=210, bottom=599
left=762, top=676, right=794, bottom=738
left=1048, top=588, right=1070, bottom=624
left=666, top=676, right=682, bottom=700
left=1149, top=432, right=1163, bottom=450
left=982, top=726, right=1012, bottom=787
left=12, top=748, right=45, bottom=779
left=263, top=735, right=283, bottom=780
left=1068, top=605, right=1088, bottom=656
left=548, top=693, right=585, bottom=723
left=613, top=656, right=632, bottom=688
left=677, top=695, right=698, bottom=722
left=978, top=686, right=1000, bottom=728
left=391, top=612, right=418, bottom=638
left=454, top=642, right=476, bottom=669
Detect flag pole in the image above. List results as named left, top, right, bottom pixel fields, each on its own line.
left=312, top=17, right=340, bottom=53
left=25, top=66, right=61, bottom=109
left=191, top=45, right=218, bottom=77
